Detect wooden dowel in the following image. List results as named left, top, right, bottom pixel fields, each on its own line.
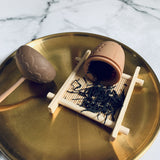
left=48, top=50, right=91, bottom=113
left=60, top=98, right=130, bottom=135
left=0, top=77, right=26, bottom=103
left=47, top=92, right=55, bottom=99
left=122, top=73, right=144, bottom=86
left=110, top=66, right=141, bottom=141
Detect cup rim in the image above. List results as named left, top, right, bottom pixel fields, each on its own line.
left=83, top=55, right=122, bottom=85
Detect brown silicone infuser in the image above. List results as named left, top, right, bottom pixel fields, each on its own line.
left=83, top=41, right=125, bottom=85
left=0, top=45, right=56, bottom=103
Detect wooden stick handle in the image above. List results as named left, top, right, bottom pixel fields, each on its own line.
left=0, top=77, right=26, bottom=103
left=110, top=66, right=141, bottom=141
left=48, top=50, right=91, bottom=113
left=59, top=98, right=130, bottom=135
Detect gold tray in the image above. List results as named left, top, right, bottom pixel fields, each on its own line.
left=0, top=32, right=159, bottom=160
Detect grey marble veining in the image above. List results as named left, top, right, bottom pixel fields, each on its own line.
left=119, top=0, right=160, bottom=19
left=0, top=0, right=160, bottom=79
left=4, top=1, right=160, bottom=81
left=0, top=0, right=159, bottom=160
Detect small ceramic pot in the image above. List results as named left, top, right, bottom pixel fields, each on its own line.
left=83, top=41, right=125, bottom=85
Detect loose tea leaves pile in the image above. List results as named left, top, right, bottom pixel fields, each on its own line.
left=67, top=78, right=126, bottom=124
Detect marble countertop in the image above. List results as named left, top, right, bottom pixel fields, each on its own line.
left=0, top=0, right=159, bottom=159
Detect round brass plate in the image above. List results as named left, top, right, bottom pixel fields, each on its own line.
left=0, top=32, right=159, bottom=160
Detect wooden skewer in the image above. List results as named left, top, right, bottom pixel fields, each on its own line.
left=122, top=73, right=144, bottom=86
left=48, top=50, right=91, bottom=113
left=110, top=66, right=141, bottom=141
left=0, top=77, right=26, bottom=103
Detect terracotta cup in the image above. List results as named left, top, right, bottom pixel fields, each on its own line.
left=83, top=41, right=125, bottom=85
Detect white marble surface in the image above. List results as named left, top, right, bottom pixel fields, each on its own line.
left=0, top=0, right=159, bottom=160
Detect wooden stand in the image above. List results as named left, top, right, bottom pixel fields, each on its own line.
left=47, top=50, right=144, bottom=140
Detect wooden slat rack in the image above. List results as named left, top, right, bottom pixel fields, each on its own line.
left=47, top=50, right=144, bottom=140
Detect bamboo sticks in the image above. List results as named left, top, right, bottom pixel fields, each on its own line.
left=47, top=49, right=144, bottom=140
left=48, top=50, right=91, bottom=113
left=110, top=66, right=141, bottom=141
